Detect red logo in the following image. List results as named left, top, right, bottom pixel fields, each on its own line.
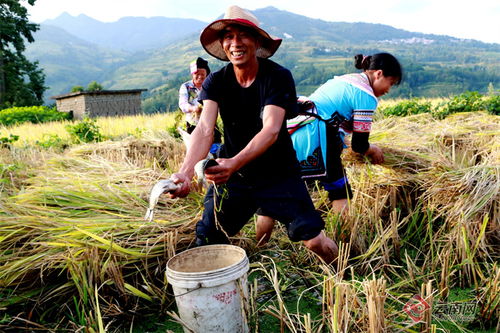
left=213, top=289, right=237, bottom=304
left=403, top=294, right=430, bottom=322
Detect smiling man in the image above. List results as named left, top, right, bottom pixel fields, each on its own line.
left=168, top=5, right=338, bottom=264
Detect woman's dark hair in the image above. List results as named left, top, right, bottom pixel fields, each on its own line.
left=354, top=53, right=403, bottom=84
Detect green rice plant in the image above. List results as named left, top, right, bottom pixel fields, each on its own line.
left=378, top=98, right=432, bottom=117
left=66, top=117, right=105, bottom=143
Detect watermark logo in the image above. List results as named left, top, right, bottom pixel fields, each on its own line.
left=403, top=294, right=430, bottom=322
left=403, top=294, right=478, bottom=323
left=434, top=301, right=478, bottom=322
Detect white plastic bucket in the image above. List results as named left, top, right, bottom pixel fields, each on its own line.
left=166, top=244, right=250, bottom=333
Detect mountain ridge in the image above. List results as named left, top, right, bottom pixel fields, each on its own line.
left=25, top=7, right=500, bottom=106
left=42, top=12, right=207, bottom=51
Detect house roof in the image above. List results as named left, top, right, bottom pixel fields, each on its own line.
left=50, top=89, right=147, bottom=100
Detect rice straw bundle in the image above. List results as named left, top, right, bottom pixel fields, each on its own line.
left=68, top=137, right=186, bottom=172
left=363, top=276, right=387, bottom=333
left=1, top=111, right=498, bottom=331
left=0, top=148, right=200, bottom=323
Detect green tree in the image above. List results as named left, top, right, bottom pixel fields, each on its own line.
left=70, top=85, right=85, bottom=93
left=0, top=0, right=46, bottom=109
left=86, top=81, right=103, bottom=92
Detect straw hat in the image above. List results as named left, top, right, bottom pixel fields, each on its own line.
left=200, top=5, right=282, bottom=61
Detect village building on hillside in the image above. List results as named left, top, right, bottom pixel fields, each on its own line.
left=51, top=89, right=147, bottom=120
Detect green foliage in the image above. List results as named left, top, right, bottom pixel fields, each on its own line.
left=0, top=0, right=46, bottom=109
left=86, top=81, right=103, bottom=92
left=0, top=106, right=70, bottom=126
left=142, top=72, right=187, bottom=114
left=69, top=82, right=104, bottom=94
left=65, top=117, right=104, bottom=143
left=166, top=110, right=184, bottom=139
left=379, top=98, right=432, bottom=117
left=35, top=134, right=68, bottom=151
left=433, top=91, right=485, bottom=119
left=0, top=133, right=19, bottom=149
left=379, top=92, right=498, bottom=120
left=71, top=85, right=85, bottom=93
left=483, top=95, right=500, bottom=115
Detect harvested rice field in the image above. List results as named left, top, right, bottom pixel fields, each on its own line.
left=0, top=110, right=498, bottom=332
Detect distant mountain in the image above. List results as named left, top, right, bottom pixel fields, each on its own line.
left=42, top=12, right=207, bottom=51
left=255, top=6, right=493, bottom=46
left=25, top=24, right=131, bottom=98
left=26, top=7, right=500, bottom=106
left=257, top=7, right=425, bottom=43
left=101, top=7, right=499, bottom=95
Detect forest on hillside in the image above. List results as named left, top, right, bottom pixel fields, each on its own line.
left=23, top=7, right=500, bottom=110
left=141, top=39, right=500, bottom=114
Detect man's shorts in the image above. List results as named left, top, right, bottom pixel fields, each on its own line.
left=196, top=175, right=325, bottom=245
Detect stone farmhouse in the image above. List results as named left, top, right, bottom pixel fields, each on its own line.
left=51, top=89, right=147, bottom=120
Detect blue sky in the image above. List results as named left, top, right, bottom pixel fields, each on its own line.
left=27, top=0, right=500, bottom=44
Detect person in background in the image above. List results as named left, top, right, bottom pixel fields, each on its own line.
left=178, top=57, right=210, bottom=134
left=168, top=5, right=338, bottom=264
left=256, top=53, right=403, bottom=244
left=178, top=57, right=222, bottom=153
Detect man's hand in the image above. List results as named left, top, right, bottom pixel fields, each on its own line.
left=365, top=144, right=384, bottom=164
left=168, top=173, right=192, bottom=198
left=204, top=158, right=238, bottom=185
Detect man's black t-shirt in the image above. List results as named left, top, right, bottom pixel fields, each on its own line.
left=200, top=58, right=300, bottom=185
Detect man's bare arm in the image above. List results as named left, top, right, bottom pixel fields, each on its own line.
left=170, top=99, right=218, bottom=197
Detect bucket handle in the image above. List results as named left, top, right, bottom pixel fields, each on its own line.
left=167, top=283, right=203, bottom=297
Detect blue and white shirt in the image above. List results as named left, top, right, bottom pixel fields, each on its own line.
left=178, top=80, right=202, bottom=126
left=290, top=73, right=378, bottom=178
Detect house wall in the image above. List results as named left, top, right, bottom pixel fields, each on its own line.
left=84, top=93, right=142, bottom=118
left=56, top=95, right=86, bottom=119
left=55, top=92, right=143, bottom=120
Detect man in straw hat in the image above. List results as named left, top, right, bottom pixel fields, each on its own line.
left=168, top=5, right=338, bottom=264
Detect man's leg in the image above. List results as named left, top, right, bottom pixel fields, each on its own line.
left=302, top=231, right=339, bottom=264
left=196, top=183, right=256, bottom=246
left=331, top=198, right=348, bottom=215
left=255, top=215, right=276, bottom=246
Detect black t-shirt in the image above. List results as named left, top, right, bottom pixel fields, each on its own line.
left=199, top=58, right=300, bottom=184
